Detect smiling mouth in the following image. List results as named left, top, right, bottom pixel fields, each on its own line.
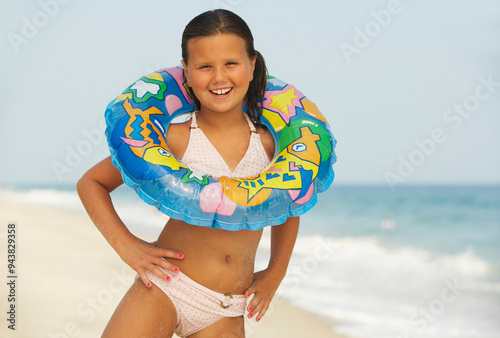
left=209, top=88, right=232, bottom=96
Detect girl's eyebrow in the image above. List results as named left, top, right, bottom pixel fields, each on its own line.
left=192, top=56, right=245, bottom=67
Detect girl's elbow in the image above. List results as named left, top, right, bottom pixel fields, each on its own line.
left=76, top=173, right=91, bottom=195
left=76, top=169, right=101, bottom=195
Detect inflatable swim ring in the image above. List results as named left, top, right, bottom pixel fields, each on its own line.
left=105, top=67, right=336, bottom=231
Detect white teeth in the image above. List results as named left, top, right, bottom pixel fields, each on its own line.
left=211, top=88, right=231, bottom=95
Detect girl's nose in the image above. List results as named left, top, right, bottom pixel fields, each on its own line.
left=212, top=66, right=226, bottom=83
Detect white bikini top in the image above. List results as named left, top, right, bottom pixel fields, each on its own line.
left=181, top=112, right=271, bottom=178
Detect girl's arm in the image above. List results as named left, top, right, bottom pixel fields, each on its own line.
left=77, top=156, right=183, bottom=286
left=244, top=216, right=300, bottom=321
left=268, top=216, right=300, bottom=276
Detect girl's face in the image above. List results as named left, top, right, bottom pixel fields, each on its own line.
left=182, top=33, right=256, bottom=116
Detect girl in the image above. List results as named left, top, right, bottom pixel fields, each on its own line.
left=78, top=9, right=300, bottom=337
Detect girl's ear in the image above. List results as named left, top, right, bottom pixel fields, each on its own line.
left=249, top=56, right=256, bottom=82
left=181, top=60, right=191, bottom=86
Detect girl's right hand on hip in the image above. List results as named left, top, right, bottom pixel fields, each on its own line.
left=115, top=235, right=184, bottom=287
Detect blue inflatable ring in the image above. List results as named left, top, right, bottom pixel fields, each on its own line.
left=105, top=67, right=336, bottom=231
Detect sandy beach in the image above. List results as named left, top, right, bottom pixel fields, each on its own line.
left=0, top=198, right=344, bottom=337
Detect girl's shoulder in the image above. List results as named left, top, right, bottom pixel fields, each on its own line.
left=256, top=125, right=275, bottom=161
left=167, top=119, right=191, bottom=160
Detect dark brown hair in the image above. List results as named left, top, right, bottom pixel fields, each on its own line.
left=181, top=9, right=268, bottom=128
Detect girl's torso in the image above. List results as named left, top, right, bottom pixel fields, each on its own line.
left=159, top=112, right=274, bottom=294
left=158, top=220, right=263, bottom=294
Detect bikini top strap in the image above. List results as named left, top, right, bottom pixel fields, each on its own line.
left=190, top=111, right=198, bottom=129
left=243, top=113, right=258, bottom=134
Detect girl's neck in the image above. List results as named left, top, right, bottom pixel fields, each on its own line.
left=196, top=108, right=248, bottom=132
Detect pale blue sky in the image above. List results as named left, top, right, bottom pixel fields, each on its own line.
left=1, top=0, right=499, bottom=186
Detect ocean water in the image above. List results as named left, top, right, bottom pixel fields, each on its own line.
left=270, top=185, right=500, bottom=338
left=1, top=184, right=499, bottom=337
